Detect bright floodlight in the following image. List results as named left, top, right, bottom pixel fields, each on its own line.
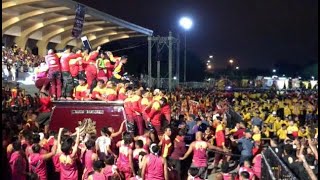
left=272, top=69, right=276, bottom=73
left=236, top=66, right=239, bottom=70
left=173, top=76, right=177, bottom=80
left=179, top=17, right=193, bottom=30
left=207, top=60, right=210, bottom=63
left=208, top=65, right=212, bottom=69
left=229, top=59, right=234, bottom=64
left=209, top=55, right=213, bottom=58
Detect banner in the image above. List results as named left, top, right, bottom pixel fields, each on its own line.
left=71, top=4, right=86, bottom=38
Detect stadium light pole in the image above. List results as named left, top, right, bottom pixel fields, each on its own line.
left=179, top=17, right=193, bottom=82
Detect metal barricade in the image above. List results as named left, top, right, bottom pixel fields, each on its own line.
left=261, top=147, right=299, bottom=180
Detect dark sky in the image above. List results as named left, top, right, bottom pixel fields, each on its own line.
left=75, top=0, right=318, bottom=70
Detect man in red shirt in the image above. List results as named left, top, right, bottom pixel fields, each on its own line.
left=35, top=92, right=52, bottom=134
left=209, top=117, right=228, bottom=170
left=160, top=126, right=173, bottom=158
left=169, top=130, right=187, bottom=180
left=82, top=46, right=100, bottom=92
left=58, top=47, right=73, bottom=100
left=45, top=49, right=61, bottom=100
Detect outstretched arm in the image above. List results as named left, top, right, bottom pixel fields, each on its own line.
left=71, top=128, right=80, bottom=157
left=57, top=128, right=63, bottom=153
left=111, top=120, right=126, bottom=138
left=179, top=143, right=194, bottom=160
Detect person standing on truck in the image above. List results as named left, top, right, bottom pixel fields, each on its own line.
left=96, top=52, right=108, bottom=83
left=82, top=46, right=101, bottom=93
left=69, top=49, right=84, bottom=83
left=58, top=47, right=74, bottom=100
left=104, top=81, right=117, bottom=101
left=45, top=49, right=61, bottom=100
left=91, top=79, right=106, bottom=101
left=73, top=78, right=90, bottom=101
left=110, top=55, right=128, bottom=83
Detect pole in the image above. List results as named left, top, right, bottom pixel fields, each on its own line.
left=168, top=31, right=173, bottom=92
left=176, top=34, right=180, bottom=85
left=148, top=36, right=152, bottom=87
left=157, top=41, right=160, bottom=88
left=184, top=31, right=187, bottom=82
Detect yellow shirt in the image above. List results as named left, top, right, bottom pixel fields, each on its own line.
left=284, top=106, right=292, bottom=117
left=287, top=125, right=298, bottom=134
left=253, top=133, right=261, bottom=141
left=277, top=129, right=287, bottom=140
left=279, top=120, right=289, bottom=127
left=298, top=130, right=309, bottom=138
left=265, top=115, right=276, bottom=124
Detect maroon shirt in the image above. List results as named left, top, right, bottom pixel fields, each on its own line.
left=233, top=128, right=245, bottom=139
left=170, top=136, right=186, bottom=160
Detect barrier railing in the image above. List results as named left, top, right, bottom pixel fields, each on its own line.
left=261, top=147, right=299, bottom=180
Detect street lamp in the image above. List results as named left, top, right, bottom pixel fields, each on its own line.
left=236, top=66, right=239, bottom=70
left=208, top=65, right=212, bottom=69
left=229, top=59, right=234, bottom=64
left=209, top=55, right=213, bottom=59
left=207, top=60, right=210, bottom=63
left=272, top=69, right=276, bottom=73
left=179, top=17, right=193, bottom=82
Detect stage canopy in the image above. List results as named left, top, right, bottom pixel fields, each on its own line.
left=2, top=0, right=153, bottom=56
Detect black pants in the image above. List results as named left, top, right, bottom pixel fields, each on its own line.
left=168, top=158, right=182, bottom=180
left=62, top=72, right=73, bottom=98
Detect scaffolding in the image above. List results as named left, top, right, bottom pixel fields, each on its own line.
left=147, top=32, right=180, bottom=91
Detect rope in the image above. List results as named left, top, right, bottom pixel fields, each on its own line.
left=111, top=42, right=147, bottom=53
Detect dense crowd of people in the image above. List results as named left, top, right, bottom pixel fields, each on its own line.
left=1, top=45, right=319, bottom=180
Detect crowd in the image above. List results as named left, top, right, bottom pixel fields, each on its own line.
left=2, top=45, right=44, bottom=81
left=1, top=44, right=319, bottom=180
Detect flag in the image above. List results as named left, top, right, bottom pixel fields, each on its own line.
left=71, top=4, right=86, bottom=38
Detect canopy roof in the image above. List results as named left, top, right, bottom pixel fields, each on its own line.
left=2, top=0, right=153, bottom=55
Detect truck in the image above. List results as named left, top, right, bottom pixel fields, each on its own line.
left=49, top=101, right=127, bottom=147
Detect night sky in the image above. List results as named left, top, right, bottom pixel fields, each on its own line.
left=75, top=0, right=318, bottom=71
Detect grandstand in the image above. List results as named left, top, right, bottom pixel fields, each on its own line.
left=2, top=0, right=153, bottom=56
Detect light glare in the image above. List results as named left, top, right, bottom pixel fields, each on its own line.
left=179, top=17, right=193, bottom=30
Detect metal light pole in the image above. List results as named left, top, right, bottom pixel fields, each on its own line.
left=179, top=17, right=192, bottom=82
left=184, top=31, right=186, bottom=82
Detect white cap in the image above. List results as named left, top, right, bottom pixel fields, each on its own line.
left=153, top=89, right=160, bottom=95
left=212, top=114, right=220, bottom=121
left=272, top=111, right=276, bottom=115
left=39, top=132, right=44, bottom=141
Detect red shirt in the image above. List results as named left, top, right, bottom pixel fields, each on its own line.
left=170, top=136, right=186, bottom=160
left=215, top=124, right=225, bottom=147
left=45, top=53, right=60, bottom=72
left=39, top=97, right=52, bottom=113
left=68, top=54, right=82, bottom=77
left=233, top=128, right=245, bottom=139
left=160, top=135, right=172, bottom=158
